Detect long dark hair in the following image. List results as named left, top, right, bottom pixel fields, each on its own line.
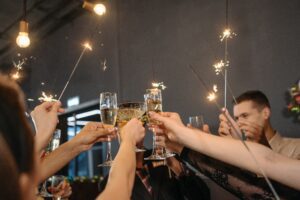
left=0, top=74, right=34, bottom=174
left=0, top=135, right=21, bottom=200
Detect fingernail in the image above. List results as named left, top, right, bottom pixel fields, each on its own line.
left=108, top=128, right=115, bottom=132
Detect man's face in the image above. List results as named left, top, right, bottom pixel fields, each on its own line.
left=233, top=100, right=267, bottom=128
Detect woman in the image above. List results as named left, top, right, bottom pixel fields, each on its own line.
left=0, top=73, right=145, bottom=199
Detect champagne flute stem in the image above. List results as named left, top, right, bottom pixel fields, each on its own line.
left=106, top=139, right=112, bottom=161
left=151, top=128, right=157, bottom=156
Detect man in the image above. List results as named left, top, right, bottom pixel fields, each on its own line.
left=219, top=90, right=300, bottom=159
left=99, top=148, right=210, bottom=200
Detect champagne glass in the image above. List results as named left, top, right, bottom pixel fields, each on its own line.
left=117, top=102, right=146, bottom=152
left=189, top=115, right=204, bottom=130
left=144, top=88, right=175, bottom=160
left=39, top=129, right=61, bottom=197
left=98, top=92, right=118, bottom=167
left=44, top=175, right=67, bottom=200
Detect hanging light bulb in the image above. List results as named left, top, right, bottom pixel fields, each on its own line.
left=83, top=1, right=106, bottom=16
left=93, top=3, right=106, bottom=15
left=16, top=20, right=30, bottom=48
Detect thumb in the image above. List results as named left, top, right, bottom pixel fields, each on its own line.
left=149, top=111, right=166, bottom=124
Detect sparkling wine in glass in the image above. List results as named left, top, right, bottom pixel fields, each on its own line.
left=98, top=92, right=118, bottom=167
left=39, top=129, right=61, bottom=197
left=44, top=175, right=67, bottom=200
left=117, top=102, right=146, bottom=152
left=189, top=115, right=204, bottom=130
left=144, top=88, right=174, bottom=160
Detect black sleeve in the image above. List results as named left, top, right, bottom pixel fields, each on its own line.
left=98, top=175, right=109, bottom=194
left=176, top=167, right=211, bottom=200
left=179, top=147, right=300, bottom=200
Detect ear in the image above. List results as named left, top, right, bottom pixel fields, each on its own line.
left=262, top=107, right=271, bottom=120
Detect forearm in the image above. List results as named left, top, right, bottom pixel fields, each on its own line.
left=39, top=140, right=81, bottom=182
left=97, top=140, right=136, bottom=200
left=176, top=127, right=300, bottom=190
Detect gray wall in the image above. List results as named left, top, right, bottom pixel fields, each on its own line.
left=6, top=1, right=300, bottom=135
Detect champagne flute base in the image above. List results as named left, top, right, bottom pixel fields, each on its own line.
left=98, top=160, right=113, bottom=167
left=144, top=154, right=165, bottom=161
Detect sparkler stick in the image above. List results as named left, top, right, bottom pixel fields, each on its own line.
left=188, top=64, right=280, bottom=200
left=57, top=42, right=92, bottom=101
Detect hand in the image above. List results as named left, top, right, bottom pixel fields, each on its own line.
left=48, top=179, right=72, bottom=199
left=121, top=118, right=145, bottom=145
left=238, top=119, right=265, bottom=143
left=149, top=111, right=185, bottom=143
left=155, top=133, right=184, bottom=154
left=218, top=109, right=234, bottom=138
left=221, top=108, right=244, bottom=139
left=72, top=122, right=116, bottom=152
left=31, top=101, right=64, bottom=152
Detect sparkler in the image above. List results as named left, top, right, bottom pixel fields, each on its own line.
left=188, top=64, right=279, bottom=200
left=10, top=59, right=26, bottom=80
left=38, top=92, right=57, bottom=102
left=213, top=60, right=237, bottom=104
left=213, top=60, right=229, bottom=75
left=57, top=41, right=93, bottom=101
left=152, top=82, right=167, bottom=90
left=219, top=28, right=236, bottom=42
left=11, top=71, right=21, bottom=80
left=207, top=85, right=218, bottom=101
left=13, top=60, right=25, bottom=71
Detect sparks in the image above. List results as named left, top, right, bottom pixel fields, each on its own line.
left=220, top=28, right=236, bottom=42
left=207, top=92, right=217, bottom=102
left=13, top=60, right=25, bottom=71
left=152, top=82, right=167, bottom=90
left=82, top=42, right=93, bottom=51
left=213, top=84, right=218, bottom=92
left=207, top=85, right=218, bottom=102
left=213, top=60, right=225, bottom=75
left=213, top=60, right=229, bottom=75
left=102, top=59, right=107, bottom=71
left=11, top=71, right=20, bottom=80
left=38, top=92, right=57, bottom=102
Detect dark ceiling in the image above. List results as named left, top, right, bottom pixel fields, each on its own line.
left=0, top=0, right=85, bottom=61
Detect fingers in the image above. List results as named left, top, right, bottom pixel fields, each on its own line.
left=218, top=120, right=231, bottom=136
left=202, top=124, right=211, bottom=133
left=50, top=101, right=62, bottom=112
left=149, top=111, right=167, bottom=123
left=222, top=108, right=241, bottom=137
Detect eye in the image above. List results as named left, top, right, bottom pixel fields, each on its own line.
left=241, top=114, right=248, bottom=119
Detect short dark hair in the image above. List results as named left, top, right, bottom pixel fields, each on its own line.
left=0, top=74, right=35, bottom=174
left=235, top=90, right=271, bottom=110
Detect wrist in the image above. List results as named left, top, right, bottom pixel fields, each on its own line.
left=67, top=139, right=84, bottom=155
left=121, top=139, right=136, bottom=150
